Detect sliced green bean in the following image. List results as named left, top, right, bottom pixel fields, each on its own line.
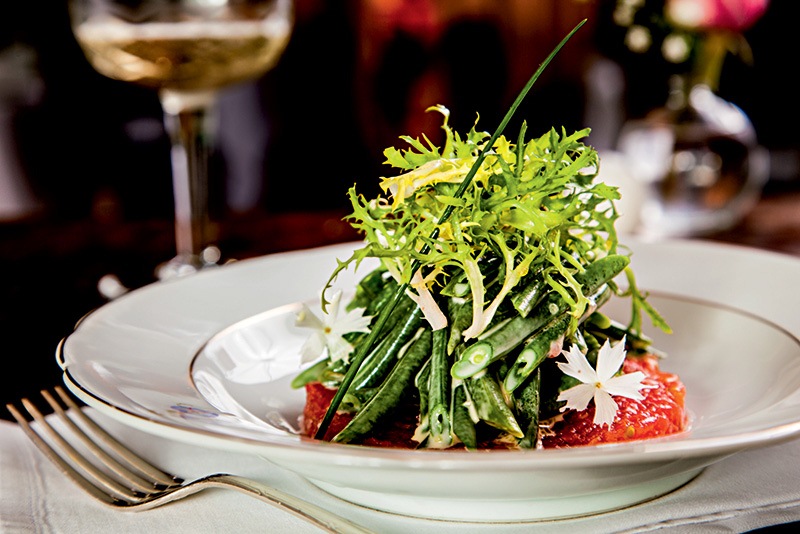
left=341, top=279, right=407, bottom=352
left=351, top=303, right=423, bottom=391
left=526, top=255, right=626, bottom=325
left=293, top=356, right=349, bottom=389
left=514, top=367, right=542, bottom=448
left=426, top=329, right=452, bottom=448
left=586, top=310, right=612, bottom=330
left=413, top=357, right=433, bottom=443
left=451, top=381, right=477, bottom=449
left=451, top=316, right=537, bottom=378
left=504, top=313, right=571, bottom=393
left=587, top=283, right=613, bottom=315
left=370, top=290, right=415, bottom=339
left=332, top=329, right=432, bottom=444
left=582, top=327, right=601, bottom=355
left=466, top=373, right=523, bottom=438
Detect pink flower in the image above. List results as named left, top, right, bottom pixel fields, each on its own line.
left=666, top=0, right=769, bottom=32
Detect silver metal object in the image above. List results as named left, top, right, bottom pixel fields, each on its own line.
left=6, top=386, right=373, bottom=534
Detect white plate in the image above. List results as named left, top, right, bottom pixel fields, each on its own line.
left=59, top=239, right=800, bottom=522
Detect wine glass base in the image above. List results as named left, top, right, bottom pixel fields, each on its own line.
left=156, top=246, right=222, bottom=280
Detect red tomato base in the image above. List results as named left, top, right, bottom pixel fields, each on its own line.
left=541, top=355, right=688, bottom=448
left=303, top=355, right=688, bottom=449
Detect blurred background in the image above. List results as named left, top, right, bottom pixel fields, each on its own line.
left=2, top=0, right=798, bottom=416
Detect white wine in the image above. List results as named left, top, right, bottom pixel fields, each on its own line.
left=75, top=19, right=291, bottom=92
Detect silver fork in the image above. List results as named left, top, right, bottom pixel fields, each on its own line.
left=6, top=386, right=374, bottom=534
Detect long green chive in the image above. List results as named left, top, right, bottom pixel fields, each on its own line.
left=314, top=19, right=588, bottom=440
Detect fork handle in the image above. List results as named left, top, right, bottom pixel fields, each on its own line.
left=190, top=474, right=375, bottom=534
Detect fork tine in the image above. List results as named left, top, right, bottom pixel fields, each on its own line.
left=41, top=388, right=173, bottom=493
left=20, top=395, right=152, bottom=502
left=52, top=387, right=179, bottom=487
left=6, top=400, right=124, bottom=505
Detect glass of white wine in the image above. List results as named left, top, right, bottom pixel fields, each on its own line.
left=68, top=0, right=293, bottom=279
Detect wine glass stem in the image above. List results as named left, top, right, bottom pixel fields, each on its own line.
left=161, top=92, right=216, bottom=269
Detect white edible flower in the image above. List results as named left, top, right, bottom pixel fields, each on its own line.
left=295, top=290, right=372, bottom=364
left=556, top=336, right=646, bottom=428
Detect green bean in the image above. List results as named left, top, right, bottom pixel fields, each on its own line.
left=340, top=388, right=377, bottom=412
left=511, top=269, right=546, bottom=317
left=332, top=329, right=432, bottom=444
left=318, top=368, right=345, bottom=388
left=504, top=313, right=571, bottom=393
left=585, top=313, right=661, bottom=355
left=364, top=275, right=400, bottom=317
left=586, top=310, right=612, bottom=330
left=415, top=357, right=431, bottom=424
left=451, top=381, right=477, bottom=449
left=294, top=357, right=349, bottom=389
left=513, top=255, right=627, bottom=327
left=514, top=367, right=542, bottom=449
left=523, top=255, right=624, bottom=329
left=573, top=255, right=629, bottom=291
left=583, top=327, right=601, bottom=355
left=442, top=256, right=504, bottom=299
left=447, top=297, right=473, bottom=355
left=368, top=287, right=413, bottom=340
left=466, top=373, right=523, bottom=438
left=290, top=358, right=330, bottom=389
left=427, top=329, right=452, bottom=448
left=342, top=278, right=405, bottom=350
left=347, top=268, right=388, bottom=311
left=351, top=303, right=423, bottom=391
left=441, top=270, right=471, bottom=298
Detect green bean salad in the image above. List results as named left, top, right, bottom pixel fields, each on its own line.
left=291, top=105, right=671, bottom=450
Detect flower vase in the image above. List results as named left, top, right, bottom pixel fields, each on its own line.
left=617, top=75, right=769, bottom=238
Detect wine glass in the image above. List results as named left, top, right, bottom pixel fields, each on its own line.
left=68, top=0, right=293, bottom=279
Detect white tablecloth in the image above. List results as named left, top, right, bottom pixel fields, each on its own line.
left=2, top=410, right=800, bottom=534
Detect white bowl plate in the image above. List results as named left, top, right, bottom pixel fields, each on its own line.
left=59, top=238, right=800, bottom=522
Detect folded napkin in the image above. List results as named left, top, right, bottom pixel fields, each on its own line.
left=2, top=409, right=800, bottom=534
